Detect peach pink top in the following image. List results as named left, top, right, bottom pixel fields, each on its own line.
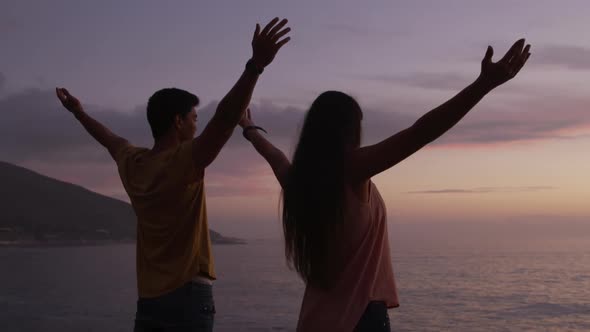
left=296, top=181, right=399, bottom=332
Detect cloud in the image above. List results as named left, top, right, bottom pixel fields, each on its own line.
left=0, top=87, right=411, bottom=164
left=362, top=44, right=590, bottom=92
left=365, top=72, right=471, bottom=91
left=435, top=94, right=590, bottom=146
left=360, top=71, right=538, bottom=97
left=407, top=186, right=556, bottom=194
left=0, top=88, right=153, bottom=163
left=1, top=83, right=589, bottom=201
left=2, top=84, right=590, bottom=166
left=533, top=45, right=590, bottom=70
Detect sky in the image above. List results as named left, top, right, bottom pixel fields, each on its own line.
left=1, top=0, right=589, bottom=238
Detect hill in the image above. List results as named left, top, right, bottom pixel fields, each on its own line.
left=0, top=161, right=243, bottom=245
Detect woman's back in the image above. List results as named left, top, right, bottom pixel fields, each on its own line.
left=296, top=181, right=399, bottom=332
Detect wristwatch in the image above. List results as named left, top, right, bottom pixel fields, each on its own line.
left=243, top=125, right=268, bottom=141
left=245, top=59, right=264, bottom=75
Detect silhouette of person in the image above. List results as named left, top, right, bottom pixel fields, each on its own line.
left=56, top=17, right=291, bottom=332
left=239, top=39, right=531, bottom=332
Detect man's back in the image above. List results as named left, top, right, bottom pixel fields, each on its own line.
left=115, top=141, right=214, bottom=298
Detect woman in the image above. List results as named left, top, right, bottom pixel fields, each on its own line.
left=240, top=39, right=531, bottom=331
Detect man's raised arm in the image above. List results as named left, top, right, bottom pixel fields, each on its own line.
left=192, top=17, right=291, bottom=169
left=55, top=88, right=130, bottom=160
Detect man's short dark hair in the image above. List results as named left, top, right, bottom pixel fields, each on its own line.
left=147, top=88, right=199, bottom=139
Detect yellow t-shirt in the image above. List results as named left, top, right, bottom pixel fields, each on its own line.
left=115, top=140, right=215, bottom=298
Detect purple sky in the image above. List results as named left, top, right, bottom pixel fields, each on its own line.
left=2, top=1, right=589, bottom=238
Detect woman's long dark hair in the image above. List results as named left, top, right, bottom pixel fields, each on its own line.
left=282, top=91, right=363, bottom=289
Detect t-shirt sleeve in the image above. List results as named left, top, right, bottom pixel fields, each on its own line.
left=112, top=143, right=137, bottom=165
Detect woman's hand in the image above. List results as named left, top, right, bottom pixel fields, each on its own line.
left=239, top=108, right=254, bottom=128
left=477, top=38, right=531, bottom=90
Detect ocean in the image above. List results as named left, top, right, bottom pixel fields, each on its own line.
left=1, top=222, right=590, bottom=331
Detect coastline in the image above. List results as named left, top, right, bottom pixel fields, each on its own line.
left=0, top=237, right=246, bottom=248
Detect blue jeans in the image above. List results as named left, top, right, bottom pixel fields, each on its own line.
left=354, top=301, right=391, bottom=332
left=134, top=282, right=215, bottom=332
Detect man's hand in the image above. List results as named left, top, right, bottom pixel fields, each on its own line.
left=239, top=108, right=255, bottom=128
left=56, top=87, right=83, bottom=114
left=251, top=17, right=291, bottom=69
left=477, top=39, right=531, bottom=90
left=55, top=87, right=129, bottom=159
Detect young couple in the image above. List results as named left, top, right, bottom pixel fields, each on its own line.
left=56, top=17, right=530, bottom=332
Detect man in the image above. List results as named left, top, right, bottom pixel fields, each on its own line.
left=56, top=17, right=291, bottom=331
